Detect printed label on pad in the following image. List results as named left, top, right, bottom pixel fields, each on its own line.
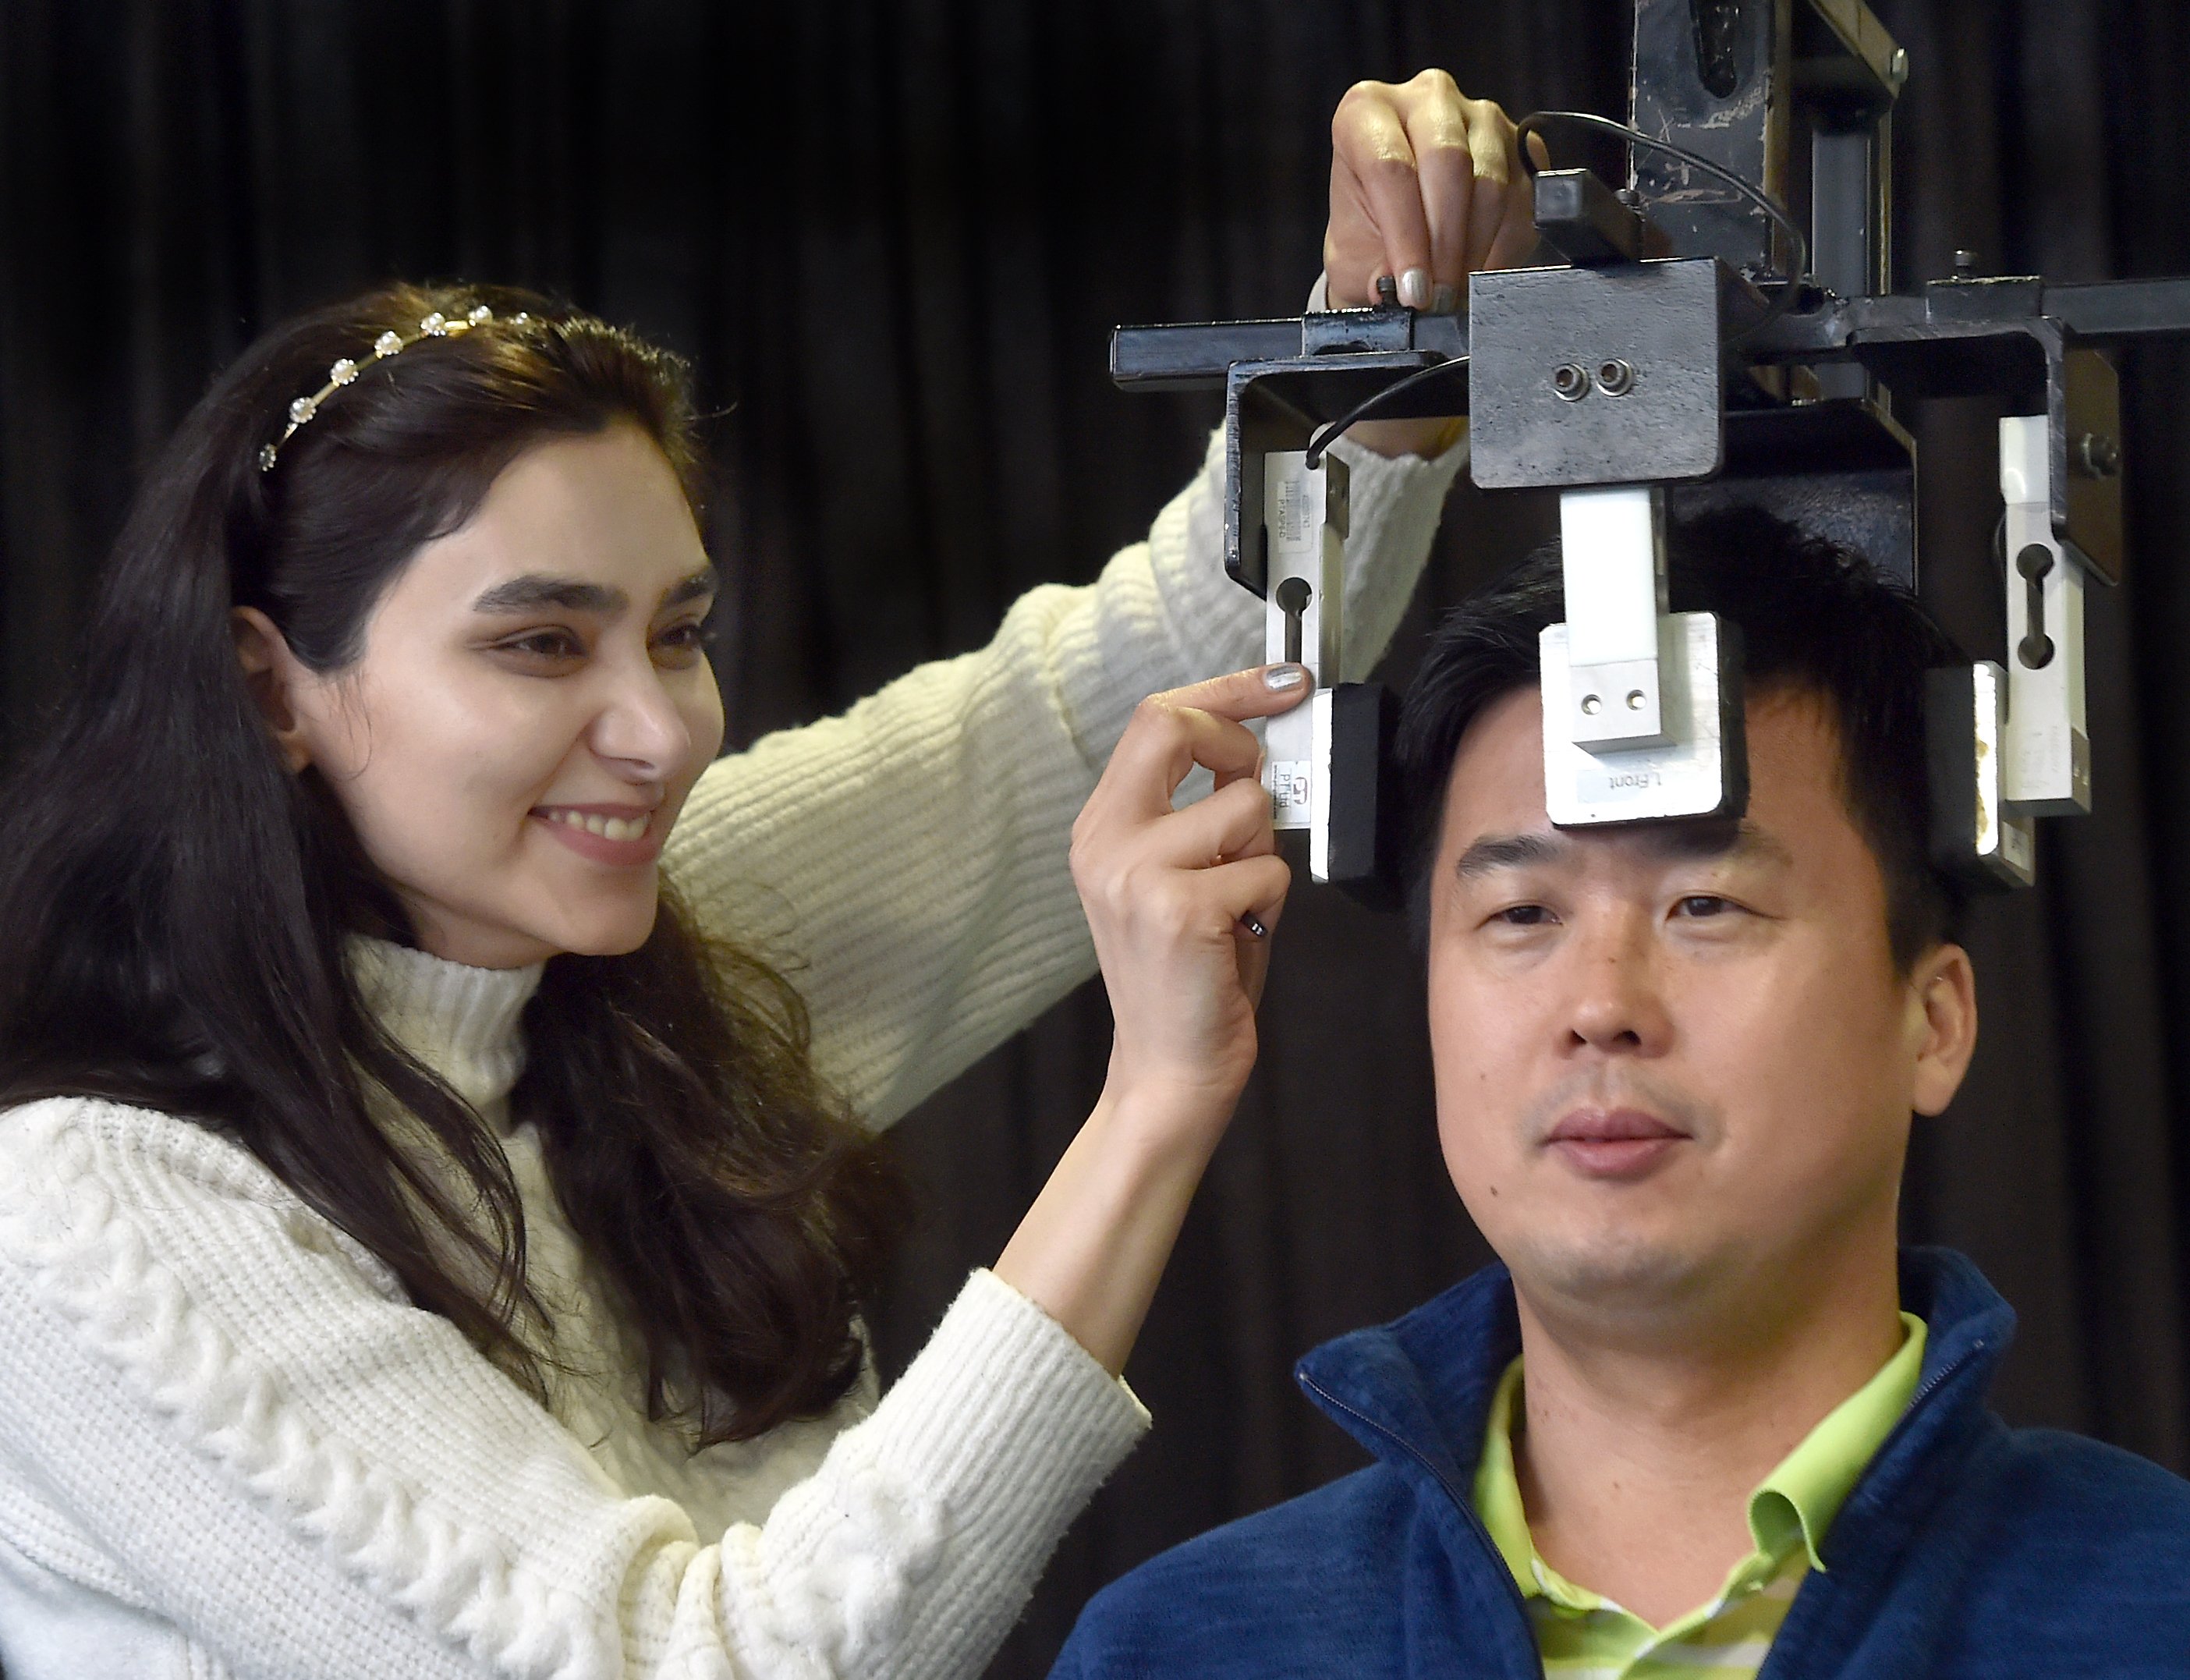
left=1267, top=761, right=1311, bottom=824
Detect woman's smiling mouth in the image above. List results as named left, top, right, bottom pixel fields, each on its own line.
left=532, top=803, right=662, bottom=864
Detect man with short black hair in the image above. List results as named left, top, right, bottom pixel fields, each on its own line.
left=1054, top=509, right=2190, bottom=1679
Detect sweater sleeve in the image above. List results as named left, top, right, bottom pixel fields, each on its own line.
left=667, top=427, right=1465, bottom=1129
left=0, top=1098, right=1149, bottom=1680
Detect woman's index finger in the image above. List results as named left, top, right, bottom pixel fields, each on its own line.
left=1160, top=664, right=1312, bottom=725
left=1100, top=668, right=1305, bottom=817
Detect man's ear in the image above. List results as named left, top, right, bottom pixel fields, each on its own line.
left=1908, top=942, right=1979, bottom=1118
left=230, top=607, right=314, bottom=773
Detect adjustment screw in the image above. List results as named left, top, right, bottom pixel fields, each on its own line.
left=2074, top=432, right=2121, bottom=478
left=1889, top=47, right=1908, bottom=86
left=1596, top=358, right=1635, bottom=396
left=1952, top=249, right=1979, bottom=277
left=1552, top=362, right=1590, bottom=402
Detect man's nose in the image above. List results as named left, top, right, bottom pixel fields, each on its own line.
left=1562, top=911, right=1674, bottom=1055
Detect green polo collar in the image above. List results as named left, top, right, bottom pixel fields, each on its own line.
left=1474, top=1312, right=1928, bottom=1601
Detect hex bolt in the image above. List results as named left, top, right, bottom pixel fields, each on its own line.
left=1596, top=358, right=1635, bottom=396
left=1953, top=249, right=1979, bottom=277
left=1552, top=363, right=1590, bottom=402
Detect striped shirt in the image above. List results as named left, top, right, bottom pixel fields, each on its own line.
left=1471, top=1314, right=1927, bottom=1679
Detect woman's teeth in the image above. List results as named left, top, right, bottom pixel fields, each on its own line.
left=546, top=810, right=650, bottom=842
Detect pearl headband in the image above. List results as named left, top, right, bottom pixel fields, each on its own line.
left=257, top=303, right=531, bottom=472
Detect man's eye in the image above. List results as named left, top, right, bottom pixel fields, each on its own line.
left=1494, top=904, right=1557, bottom=927
left=1674, top=895, right=1735, bottom=918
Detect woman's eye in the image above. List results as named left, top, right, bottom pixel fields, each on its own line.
left=498, top=629, right=584, bottom=661
left=653, top=620, right=714, bottom=662
left=1674, top=895, right=1735, bottom=918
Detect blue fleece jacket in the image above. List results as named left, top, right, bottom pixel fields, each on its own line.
left=1054, top=1249, right=2190, bottom=1678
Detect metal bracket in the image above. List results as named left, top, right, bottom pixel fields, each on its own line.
left=1561, top=486, right=1673, bottom=749
left=2000, top=414, right=2090, bottom=816
left=1260, top=451, right=1348, bottom=871
left=1927, top=661, right=2035, bottom=887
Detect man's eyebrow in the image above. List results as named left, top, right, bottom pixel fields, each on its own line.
left=1451, top=818, right=1795, bottom=880
left=1454, top=831, right=1569, bottom=879
left=472, top=574, right=625, bottom=615
left=1632, top=817, right=1795, bottom=870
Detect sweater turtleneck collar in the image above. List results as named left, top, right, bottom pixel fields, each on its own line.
left=346, top=935, right=544, bottom=1129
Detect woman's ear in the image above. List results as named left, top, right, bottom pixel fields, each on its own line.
left=230, top=607, right=314, bottom=773
left=1908, top=942, right=1979, bottom=1118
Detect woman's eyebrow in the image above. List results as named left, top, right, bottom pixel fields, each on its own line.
left=659, top=565, right=721, bottom=610
left=472, top=574, right=625, bottom=615
left=469, top=565, right=718, bottom=617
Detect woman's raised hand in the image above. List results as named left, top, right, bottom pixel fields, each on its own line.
left=994, top=666, right=1307, bottom=1373
left=1070, top=668, right=1299, bottom=1123
left=1324, top=70, right=1547, bottom=460
left=1326, top=69, right=1545, bottom=312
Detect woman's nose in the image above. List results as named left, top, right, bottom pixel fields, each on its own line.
left=589, top=661, right=693, bottom=780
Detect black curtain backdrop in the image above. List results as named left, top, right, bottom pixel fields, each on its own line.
left=3, top=5, right=2186, bottom=1675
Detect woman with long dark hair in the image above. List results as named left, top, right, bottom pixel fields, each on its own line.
left=0, top=76, right=1533, bottom=1680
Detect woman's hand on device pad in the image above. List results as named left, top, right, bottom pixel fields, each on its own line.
left=1069, top=665, right=1300, bottom=1125
left=994, top=665, right=1304, bottom=1373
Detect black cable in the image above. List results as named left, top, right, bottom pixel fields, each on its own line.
left=1303, top=356, right=1469, bottom=468
left=1514, top=108, right=1811, bottom=342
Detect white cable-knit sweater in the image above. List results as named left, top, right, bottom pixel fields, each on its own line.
left=0, top=428, right=1462, bottom=1680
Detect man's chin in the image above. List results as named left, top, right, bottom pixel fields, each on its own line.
left=1499, top=1226, right=1729, bottom=1327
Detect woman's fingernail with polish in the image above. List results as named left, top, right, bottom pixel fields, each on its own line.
left=1398, top=268, right=1432, bottom=310
left=1264, top=665, right=1308, bottom=691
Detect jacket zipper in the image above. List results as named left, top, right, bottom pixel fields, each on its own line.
left=1295, top=1372, right=1540, bottom=1653
left=1862, top=1338, right=1987, bottom=1472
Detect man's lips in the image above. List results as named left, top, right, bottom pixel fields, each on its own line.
left=1543, top=1108, right=1689, bottom=1179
